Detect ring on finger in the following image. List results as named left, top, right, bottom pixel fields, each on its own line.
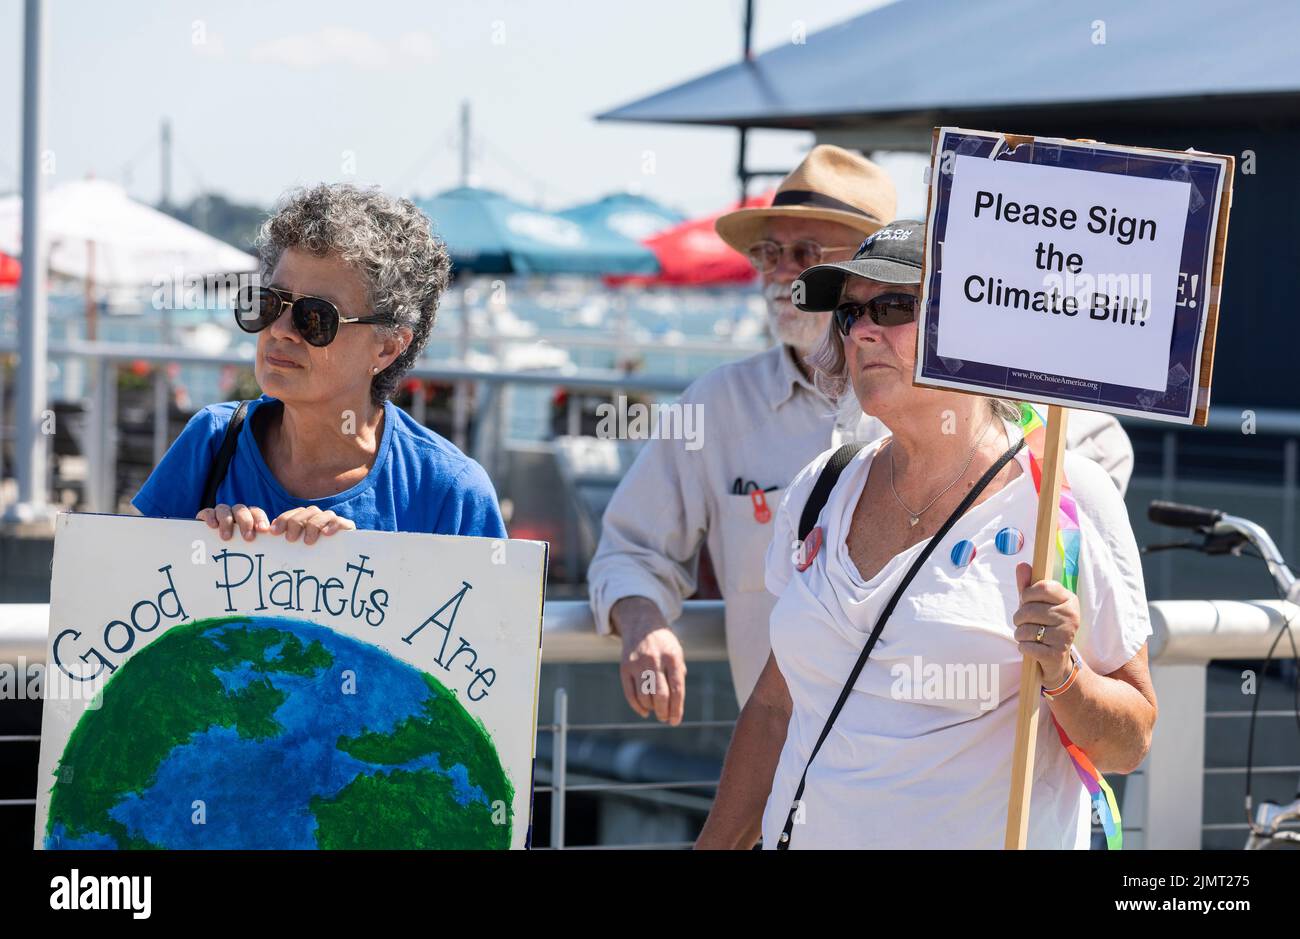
left=1035, top=624, right=1047, bottom=643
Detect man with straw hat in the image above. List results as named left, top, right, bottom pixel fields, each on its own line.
left=589, top=146, right=1134, bottom=719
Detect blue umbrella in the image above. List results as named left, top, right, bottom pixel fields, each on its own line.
left=558, top=193, right=685, bottom=244
left=417, top=187, right=659, bottom=276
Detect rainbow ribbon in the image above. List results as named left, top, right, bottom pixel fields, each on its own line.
left=1016, top=403, right=1123, bottom=850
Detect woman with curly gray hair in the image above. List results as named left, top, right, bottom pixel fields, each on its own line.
left=132, top=182, right=506, bottom=543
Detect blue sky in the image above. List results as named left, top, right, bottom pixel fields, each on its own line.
left=0, top=0, right=916, bottom=217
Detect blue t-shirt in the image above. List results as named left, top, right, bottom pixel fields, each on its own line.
left=132, top=395, right=507, bottom=539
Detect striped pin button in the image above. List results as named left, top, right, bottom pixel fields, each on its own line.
left=950, top=539, right=977, bottom=568
left=995, top=527, right=1025, bottom=555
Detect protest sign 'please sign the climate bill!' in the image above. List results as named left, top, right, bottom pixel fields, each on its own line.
left=918, top=127, right=1232, bottom=425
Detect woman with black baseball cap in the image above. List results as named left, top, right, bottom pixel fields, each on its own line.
left=696, top=220, right=1155, bottom=850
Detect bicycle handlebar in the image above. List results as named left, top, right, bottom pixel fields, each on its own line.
left=1148, top=500, right=1225, bottom=531
left=1148, top=499, right=1300, bottom=604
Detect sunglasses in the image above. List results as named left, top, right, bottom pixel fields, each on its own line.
left=833, top=292, right=920, bottom=335
left=746, top=239, right=857, bottom=274
left=234, top=285, right=389, bottom=347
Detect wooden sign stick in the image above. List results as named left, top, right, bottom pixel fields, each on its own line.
left=1004, top=404, right=1069, bottom=849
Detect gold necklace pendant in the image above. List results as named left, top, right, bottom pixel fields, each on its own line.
left=889, top=414, right=997, bottom=527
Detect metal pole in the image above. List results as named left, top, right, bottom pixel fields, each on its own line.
left=565, top=467, right=579, bottom=583
left=1142, top=663, right=1207, bottom=848
left=565, top=394, right=579, bottom=437
left=84, top=239, right=96, bottom=340
left=1160, top=431, right=1177, bottom=599
left=411, top=382, right=427, bottom=427
left=83, top=361, right=100, bottom=512
left=0, top=354, right=7, bottom=490
left=86, top=356, right=116, bottom=513
left=493, top=383, right=508, bottom=479
left=468, top=380, right=497, bottom=465
left=459, top=100, right=471, bottom=187
left=5, top=0, right=51, bottom=524
left=614, top=295, right=629, bottom=357
left=742, top=0, right=755, bottom=59
left=485, top=297, right=504, bottom=478
left=100, top=358, right=117, bottom=512
left=737, top=129, right=749, bottom=207
left=550, top=687, right=567, bottom=849
left=159, top=117, right=172, bottom=210
left=1283, top=438, right=1297, bottom=566
left=736, top=1, right=754, bottom=205
left=152, top=366, right=168, bottom=466
left=452, top=286, right=472, bottom=452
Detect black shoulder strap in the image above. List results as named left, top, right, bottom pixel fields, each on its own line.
left=199, top=400, right=250, bottom=512
left=777, top=435, right=1025, bottom=849
left=798, top=442, right=869, bottom=542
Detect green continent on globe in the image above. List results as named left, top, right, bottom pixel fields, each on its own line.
left=47, top=616, right=332, bottom=848
left=311, top=767, right=508, bottom=849
left=317, top=673, right=514, bottom=849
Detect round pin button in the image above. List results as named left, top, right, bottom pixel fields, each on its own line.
left=995, top=527, right=1025, bottom=555
left=950, top=539, right=976, bottom=568
left=796, top=526, right=823, bottom=572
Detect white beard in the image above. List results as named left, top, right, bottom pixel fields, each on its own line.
left=764, top=283, right=829, bottom=352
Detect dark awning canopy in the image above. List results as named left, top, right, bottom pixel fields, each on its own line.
left=598, top=0, right=1300, bottom=133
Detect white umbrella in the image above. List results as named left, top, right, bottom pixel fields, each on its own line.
left=0, top=178, right=256, bottom=286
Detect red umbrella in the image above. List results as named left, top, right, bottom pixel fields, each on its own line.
left=0, top=252, right=19, bottom=287
left=606, top=191, right=773, bottom=287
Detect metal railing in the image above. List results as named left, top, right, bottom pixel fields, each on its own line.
left=5, top=335, right=1300, bottom=519
left=0, top=337, right=708, bottom=515
left=2, top=598, right=1296, bottom=849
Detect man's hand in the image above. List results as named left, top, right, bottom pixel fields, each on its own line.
left=610, top=596, right=687, bottom=726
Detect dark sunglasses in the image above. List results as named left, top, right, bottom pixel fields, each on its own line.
left=833, top=292, right=920, bottom=335
left=234, top=285, right=389, bottom=347
left=746, top=239, right=857, bottom=274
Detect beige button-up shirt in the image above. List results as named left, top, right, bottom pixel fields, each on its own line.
left=588, top=343, right=1134, bottom=706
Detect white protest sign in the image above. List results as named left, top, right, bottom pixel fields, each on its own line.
left=919, top=128, right=1232, bottom=424
left=35, top=513, right=547, bottom=850
left=939, top=155, right=1189, bottom=390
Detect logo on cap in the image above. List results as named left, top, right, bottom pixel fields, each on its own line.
left=856, top=226, right=914, bottom=257
left=874, top=227, right=913, bottom=241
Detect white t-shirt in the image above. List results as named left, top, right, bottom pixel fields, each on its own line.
left=760, top=421, right=1152, bottom=849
